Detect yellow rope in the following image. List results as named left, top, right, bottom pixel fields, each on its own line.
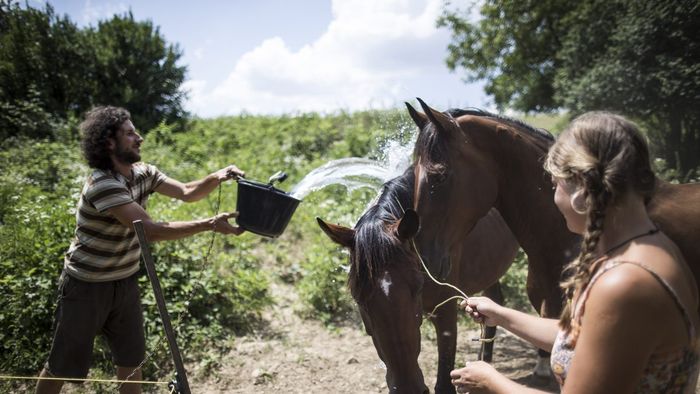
left=430, top=295, right=466, bottom=315
left=411, top=239, right=469, bottom=300
left=410, top=239, right=496, bottom=347
left=0, top=374, right=169, bottom=385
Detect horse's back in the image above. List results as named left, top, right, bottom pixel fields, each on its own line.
left=648, top=181, right=700, bottom=300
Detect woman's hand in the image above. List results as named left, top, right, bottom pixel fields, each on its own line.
left=460, top=297, right=503, bottom=327
left=450, top=361, right=501, bottom=393
left=211, top=212, right=245, bottom=235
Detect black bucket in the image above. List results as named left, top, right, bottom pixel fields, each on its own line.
left=236, top=178, right=301, bottom=238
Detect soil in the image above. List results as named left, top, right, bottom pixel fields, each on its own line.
left=52, top=273, right=700, bottom=394
left=191, top=280, right=561, bottom=394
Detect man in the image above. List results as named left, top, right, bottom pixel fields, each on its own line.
left=36, top=106, right=245, bottom=394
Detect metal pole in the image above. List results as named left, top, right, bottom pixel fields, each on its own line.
left=132, top=220, right=191, bottom=394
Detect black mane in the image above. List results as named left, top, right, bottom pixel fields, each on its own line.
left=349, top=167, right=417, bottom=304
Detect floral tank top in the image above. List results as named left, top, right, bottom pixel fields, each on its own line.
left=550, top=261, right=700, bottom=393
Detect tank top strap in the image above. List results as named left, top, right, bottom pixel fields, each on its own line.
left=574, top=260, right=696, bottom=343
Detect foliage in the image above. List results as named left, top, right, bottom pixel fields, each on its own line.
left=0, top=108, right=422, bottom=391
left=0, top=1, right=187, bottom=140
left=439, top=0, right=570, bottom=112
left=294, top=187, right=377, bottom=325
left=297, top=242, right=355, bottom=324
left=0, top=138, right=84, bottom=391
left=86, top=11, right=188, bottom=131
left=499, top=250, right=532, bottom=312
left=439, top=0, right=700, bottom=177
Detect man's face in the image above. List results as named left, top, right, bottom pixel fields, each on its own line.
left=111, top=120, right=143, bottom=165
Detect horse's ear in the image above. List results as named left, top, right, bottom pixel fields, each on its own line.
left=317, top=217, right=355, bottom=248
left=416, top=97, right=455, bottom=134
left=405, top=102, right=427, bottom=130
left=396, top=209, right=420, bottom=241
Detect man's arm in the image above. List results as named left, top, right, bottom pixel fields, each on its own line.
left=108, top=202, right=243, bottom=241
left=155, top=164, right=245, bottom=202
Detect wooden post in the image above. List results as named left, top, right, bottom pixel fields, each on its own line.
left=132, top=220, right=191, bottom=394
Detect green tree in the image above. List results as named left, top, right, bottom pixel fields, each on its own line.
left=439, top=0, right=700, bottom=178
left=0, top=1, right=93, bottom=138
left=0, top=1, right=188, bottom=139
left=87, top=11, right=188, bottom=132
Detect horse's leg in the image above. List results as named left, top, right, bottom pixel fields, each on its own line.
left=429, top=296, right=458, bottom=394
left=478, top=281, right=504, bottom=362
left=526, top=268, right=558, bottom=378
left=532, top=289, right=565, bottom=378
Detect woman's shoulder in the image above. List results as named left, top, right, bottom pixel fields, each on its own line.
left=587, top=262, right=665, bottom=308
left=625, top=234, right=698, bottom=306
left=586, top=257, right=698, bottom=337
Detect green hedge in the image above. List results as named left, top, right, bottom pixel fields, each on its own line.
left=0, top=109, right=423, bottom=390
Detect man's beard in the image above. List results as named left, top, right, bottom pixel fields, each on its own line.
left=115, top=143, right=141, bottom=164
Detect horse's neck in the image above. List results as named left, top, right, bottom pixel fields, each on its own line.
left=487, top=134, right=578, bottom=263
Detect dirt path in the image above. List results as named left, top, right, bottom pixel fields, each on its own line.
left=192, top=280, right=560, bottom=393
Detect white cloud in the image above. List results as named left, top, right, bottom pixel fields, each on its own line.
left=184, top=0, right=465, bottom=116
left=80, top=0, right=128, bottom=26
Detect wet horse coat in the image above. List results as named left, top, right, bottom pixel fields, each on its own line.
left=318, top=168, right=518, bottom=393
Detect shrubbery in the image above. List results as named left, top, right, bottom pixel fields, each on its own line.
left=0, top=109, right=421, bottom=391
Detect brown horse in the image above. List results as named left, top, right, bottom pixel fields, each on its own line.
left=410, top=99, right=700, bottom=353
left=318, top=167, right=518, bottom=393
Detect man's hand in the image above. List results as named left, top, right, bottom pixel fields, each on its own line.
left=216, top=165, right=245, bottom=183
left=211, top=212, right=245, bottom=235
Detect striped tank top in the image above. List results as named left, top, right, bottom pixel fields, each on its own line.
left=551, top=261, right=700, bottom=392
left=63, top=163, right=166, bottom=282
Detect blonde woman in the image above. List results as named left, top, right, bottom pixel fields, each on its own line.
left=450, top=112, right=700, bottom=393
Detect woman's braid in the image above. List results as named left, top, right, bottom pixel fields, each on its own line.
left=560, top=168, right=612, bottom=339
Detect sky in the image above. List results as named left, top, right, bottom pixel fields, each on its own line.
left=44, top=0, right=488, bottom=118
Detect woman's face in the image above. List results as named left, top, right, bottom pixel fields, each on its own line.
left=553, top=177, right=587, bottom=234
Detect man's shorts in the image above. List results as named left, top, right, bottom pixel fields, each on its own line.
left=44, top=272, right=146, bottom=379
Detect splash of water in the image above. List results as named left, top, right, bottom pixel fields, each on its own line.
left=289, top=136, right=415, bottom=200
left=289, top=158, right=387, bottom=199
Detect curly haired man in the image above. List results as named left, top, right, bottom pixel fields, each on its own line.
left=36, top=106, right=245, bottom=394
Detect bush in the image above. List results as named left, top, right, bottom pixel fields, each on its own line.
left=0, top=109, right=417, bottom=390
left=1, top=108, right=540, bottom=392
left=499, top=250, right=532, bottom=312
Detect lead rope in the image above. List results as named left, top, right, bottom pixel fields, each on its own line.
left=0, top=375, right=169, bottom=386
left=391, top=197, right=494, bottom=357
left=409, top=239, right=495, bottom=347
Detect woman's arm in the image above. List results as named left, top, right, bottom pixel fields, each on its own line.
left=561, top=266, right=659, bottom=393
left=464, top=297, right=560, bottom=351
left=451, top=361, right=553, bottom=394
left=451, top=297, right=561, bottom=393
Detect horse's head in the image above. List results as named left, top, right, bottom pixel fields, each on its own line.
left=317, top=173, right=429, bottom=394
left=408, top=98, right=499, bottom=278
